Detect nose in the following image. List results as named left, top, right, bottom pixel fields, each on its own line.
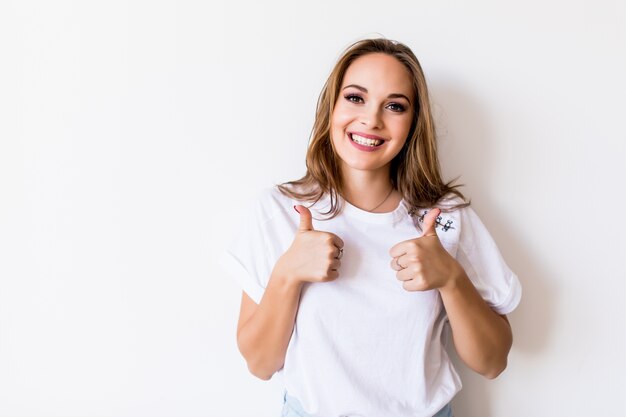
left=359, top=104, right=383, bottom=129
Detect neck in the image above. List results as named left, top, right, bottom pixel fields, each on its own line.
left=340, top=165, right=399, bottom=213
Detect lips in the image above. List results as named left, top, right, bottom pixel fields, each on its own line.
left=347, top=133, right=387, bottom=152
left=348, top=132, right=385, bottom=147
left=349, top=131, right=386, bottom=140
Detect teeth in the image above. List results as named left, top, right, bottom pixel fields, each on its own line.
left=350, top=134, right=383, bottom=147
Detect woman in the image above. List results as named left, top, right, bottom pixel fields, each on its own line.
left=222, top=38, right=521, bottom=417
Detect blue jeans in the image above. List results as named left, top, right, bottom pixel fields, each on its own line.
left=281, top=391, right=453, bottom=417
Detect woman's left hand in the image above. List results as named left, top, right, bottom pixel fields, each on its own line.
left=389, top=208, right=463, bottom=292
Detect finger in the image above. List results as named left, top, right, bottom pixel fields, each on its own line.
left=390, top=257, right=403, bottom=272
left=294, top=205, right=314, bottom=232
left=393, top=257, right=431, bottom=291
left=421, top=208, right=440, bottom=237
left=402, top=278, right=429, bottom=292
left=330, top=234, right=344, bottom=249
left=330, top=259, right=341, bottom=270
left=396, top=266, right=417, bottom=282
left=389, top=241, right=409, bottom=258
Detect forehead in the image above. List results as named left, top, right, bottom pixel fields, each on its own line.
left=342, top=53, right=413, bottom=94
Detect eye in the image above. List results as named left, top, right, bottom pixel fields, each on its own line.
left=344, top=94, right=364, bottom=103
left=386, top=102, right=406, bottom=112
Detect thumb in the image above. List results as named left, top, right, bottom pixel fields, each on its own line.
left=421, top=208, right=440, bottom=237
left=294, top=205, right=314, bottom=232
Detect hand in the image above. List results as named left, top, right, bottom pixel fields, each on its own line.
left=274, top=205, right=344, bottom=285
left=389, top=208, right=463, bottom=292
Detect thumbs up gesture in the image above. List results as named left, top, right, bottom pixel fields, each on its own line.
left=389, top=208, right=463, bottom=292
left=273, top=205, right=345, bottom=285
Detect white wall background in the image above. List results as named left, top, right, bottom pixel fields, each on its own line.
left=1, top=1, right=625, bottom=416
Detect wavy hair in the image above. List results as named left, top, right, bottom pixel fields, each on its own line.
left=278, top=37, right=468, bottom=217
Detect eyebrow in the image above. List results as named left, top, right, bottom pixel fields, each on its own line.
left=342, top=84, right=412, bottom=105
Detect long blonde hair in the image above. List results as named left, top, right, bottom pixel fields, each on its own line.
left=279, top=38, right=468, bottom=217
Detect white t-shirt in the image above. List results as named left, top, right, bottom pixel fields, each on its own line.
left=221, top=186, right=521, bottom=417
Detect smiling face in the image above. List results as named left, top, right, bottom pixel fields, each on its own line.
left=330, top=52, right=415, bottom=177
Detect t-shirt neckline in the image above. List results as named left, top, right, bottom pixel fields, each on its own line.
left=339, top=198, right=409, bottom=225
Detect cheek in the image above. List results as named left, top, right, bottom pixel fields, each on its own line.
left=394, top=117, right=413, bottom=141
left=389, top=118, right=412, bottom=152
left=330, top=109, right=353, bottom=141
left=331, top=107, right=354, bottom=128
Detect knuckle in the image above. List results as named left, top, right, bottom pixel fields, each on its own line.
left=323, top=271, right=338, bottom=281
left=416, top=277, right=429, bottom=290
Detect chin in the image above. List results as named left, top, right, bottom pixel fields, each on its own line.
left=342, top=159, right=388, bottom=172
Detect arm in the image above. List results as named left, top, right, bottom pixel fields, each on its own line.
left=439, top=269, right=512, bottom=379
left=390, top=208, right=513, bottom=379
left=236, top=273, right=304, bottom=380
left=235, top=205, right=343, bottom=380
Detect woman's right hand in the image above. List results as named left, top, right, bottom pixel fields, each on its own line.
left=273, top=205, right=344, bottom=285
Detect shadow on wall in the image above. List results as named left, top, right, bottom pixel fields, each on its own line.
left=433, top=81, right=555, bottom=416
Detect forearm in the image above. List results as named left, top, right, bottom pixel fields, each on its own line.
left=237, top=269, right=303, bottom=380
left=439, top=270, right=513, bottom=379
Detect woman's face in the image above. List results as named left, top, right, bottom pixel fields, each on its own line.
left=330, top=52, right=414, bottom=176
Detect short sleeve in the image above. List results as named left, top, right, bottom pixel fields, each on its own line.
left=219, top=196, right=275, bottom=305
left=455, top=207, right=522, bottom=315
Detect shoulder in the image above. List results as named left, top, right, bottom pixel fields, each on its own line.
left=436, top=193, right=480, bottom=230
left=418, top=193, right=466, bottom=236
left=257, top=185, right=294, bottom=207
left=245, top=184, right=325, bottom=230
left=247, top=185, right=296, bottom=223
left=437, top=192, right=469, bottom=211
left=423, top=194, right=491, bottom=246
left=439, top=198, right=500, bottom=253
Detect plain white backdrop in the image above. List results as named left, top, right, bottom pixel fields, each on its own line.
left=1, top=1, right=625, bottom=416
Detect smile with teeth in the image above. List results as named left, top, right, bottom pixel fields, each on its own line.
left=349, top=133, right=384, bottom=147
